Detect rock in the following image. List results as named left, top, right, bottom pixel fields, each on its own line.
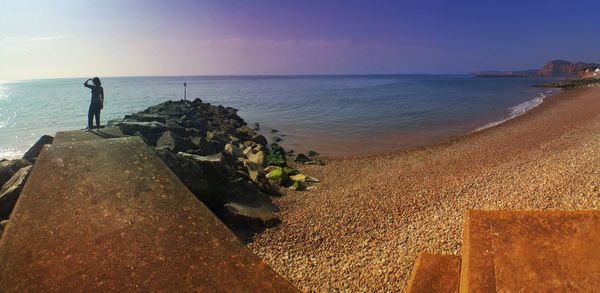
left=289, top=181, right=302, bottom=191
left=290, top=173, right=319, bottom=183
left=243, top=147, right=265, bottom=166
left=223, top=202, right=280, bottom=228
left=270, top=129, right=279, bottom=133
left=105, top=118, right=126, bottom=127
left=0, top=219, right=8, bottom=238
left=156, top=150, right=229, bottom=207
left=206, top=131, right=230, bottom=145
left=134, top=131, right=164, bottom=147
left=0, top=165, right=32, bottom=219
left=251, top=134, right=268, bottom=146
left=271, top=136, right=282, bottom=143
left=224, top=143, right=243, bottom=158
left=116, top=121, right=167, bottom=135
left=243, top=160, right=277, bottom=195
left=307, top=150, right=320, bottom=157
left=283, top=167, right=299, bottom=176
left=189, top=137, right=217, bottom=155
left=109, top=99, right=293, bottom=231
left=290, top=174, right=306, bottom=182
left=537, top=60, right=599, bottom=77
left=253, top=122, right=260, bottom=131
left=236, top=126, right=257, bottom=139
left=243, top=140, right=258, bottom=148
left=264, top=166, right=279, bottom=173
left=228, top=119, right=243, bottom=129
left=22, top=135, right=53, bottom=162
left=124, top=113, right=167, bottom=124
left=156, top=131, right=193, bottom=152
left=266, top=166, right=295, bottom=187
left=244, top=160, right=263, bottom=182
left=165, top=121, right=187, bottom=136
left=293, top=153, right=311, bottom=163
left=185, top=127, right=205, bottom=138
left=266, top=167, right=285, bottom=184
left=177, top=152, right=224, bottom=164
left=0, top=159, right=32, bottom=188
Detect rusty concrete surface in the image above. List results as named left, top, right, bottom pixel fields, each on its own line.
left=53, top=128, right=125, bottom=144
left=405, top=253, right=460, bottom=293
left=0, top=137, right=296, bottom=292
left=461, top=210, right=600, bottom=292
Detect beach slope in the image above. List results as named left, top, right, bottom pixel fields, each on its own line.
left=249, top=87, right=600, bottom=291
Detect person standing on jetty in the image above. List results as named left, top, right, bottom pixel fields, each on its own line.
left=84, top=77, right=104, bottom=130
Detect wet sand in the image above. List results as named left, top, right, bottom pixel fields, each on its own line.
left=248, top=86, right=600, bottom=291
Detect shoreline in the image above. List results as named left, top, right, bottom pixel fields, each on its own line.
left=248, top=86, right=600, bottom=291
left=313, top=87, right=562, bottom=161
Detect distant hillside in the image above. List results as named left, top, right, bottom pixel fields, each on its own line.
left=537, top=60, right=599, bottom=76
left=475, top=60, right=598, bottom=77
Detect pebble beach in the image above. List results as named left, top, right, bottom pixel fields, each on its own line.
left=248, top=86, right=600, bottom=291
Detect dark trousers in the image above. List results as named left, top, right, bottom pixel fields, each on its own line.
left=88, top=102, right=101, bottom=129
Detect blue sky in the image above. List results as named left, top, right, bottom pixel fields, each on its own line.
left=1, top=0, right=599, bottom=80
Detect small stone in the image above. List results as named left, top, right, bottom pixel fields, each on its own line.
left=294, top=153, right=311, bottom=164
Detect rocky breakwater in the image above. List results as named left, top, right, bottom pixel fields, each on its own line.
left=534, top=77, right=600, bottom=89
left=0, top=135, right=54, bottom=238
left=107, top=98, right=320, bottom=236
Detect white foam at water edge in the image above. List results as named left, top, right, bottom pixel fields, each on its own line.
left=0, top=148, right=23, bottom=160
left=474, top=92, right=547, bottom=132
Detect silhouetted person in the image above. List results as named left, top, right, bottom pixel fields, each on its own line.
left=84, top=77, right=104, bottom=130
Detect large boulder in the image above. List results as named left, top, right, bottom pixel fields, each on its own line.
left=236, top=126, right=257, bottom=139
left=223, top=201, right=280, bottom=228
left=0, top=159, right=32, bottom=188
left=251, top=134, right=268, bottom=146
left=22, top=135, right=53, bottom=162
left=156, top=131, right=193, bottom=153
left=206, top=131, right=230, bottom=145
left=224, top=143, right=243, bottom=158
left=243, top=159, right=278, bottom=195
left=218, top=178, right=280, bottom=230
left=156, top=150, right=230, bottom=208
left=0, top=165, right=32, bottom=219
left=165, top=121, right=188, bottom=136
left=116, top=121, right=167, bottom=135
left=188, top=137, right=217, bottom=156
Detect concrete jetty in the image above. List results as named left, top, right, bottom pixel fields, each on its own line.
left=0, top=130, right=296, bottom=292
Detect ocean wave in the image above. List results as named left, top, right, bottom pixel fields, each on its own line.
left=474, top=92, right=547, bottom=132
left=0, top=147, right=23, bottom=160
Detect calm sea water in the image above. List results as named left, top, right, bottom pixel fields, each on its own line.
left=0, top=75, right=557, bottom=158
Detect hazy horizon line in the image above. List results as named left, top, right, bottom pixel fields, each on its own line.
left=4, top=72, right=490, bottom=83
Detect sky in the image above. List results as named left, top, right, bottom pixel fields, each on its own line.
left=1, top=0, right=600, bottom=80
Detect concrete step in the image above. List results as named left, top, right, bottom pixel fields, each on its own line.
left=405, top=253, right=461, bottom=293
left=460, top=210, right=600, bottom=292
left=0, top=136, right=296, bottom=292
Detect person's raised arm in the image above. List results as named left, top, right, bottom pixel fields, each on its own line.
left=83, top=79, right=92, bottom=88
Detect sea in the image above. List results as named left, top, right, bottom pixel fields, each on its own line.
left=0, top=75, right=558, bottom=158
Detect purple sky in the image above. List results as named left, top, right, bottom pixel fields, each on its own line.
left=1, top=0, right=599, bottom=79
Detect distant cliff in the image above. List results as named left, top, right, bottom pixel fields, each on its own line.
left=537, top=60, right=599, bottom=77
left=475, top=60, right=599, bottom=78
